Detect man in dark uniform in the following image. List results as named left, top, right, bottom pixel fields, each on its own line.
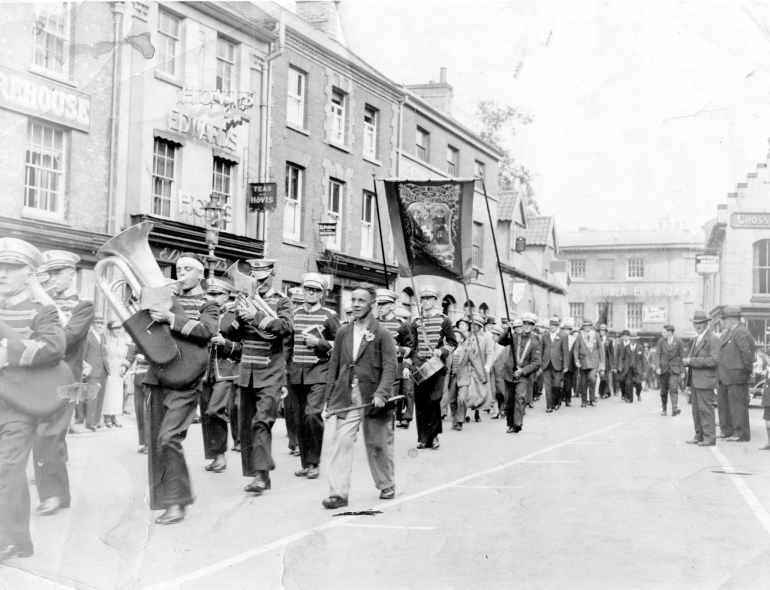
left=145, top=253, right=219, bottom=525
left=376, top=289, right=414, bottom=429
left=228, top=260, right=293, bottom=496
left=655, top=324, right=685, bottom=416
left=83, top=316, right=107, bottom=431
left=411, top=285, right=456, bottom=450
left=287, top=273, right=339, bottom=480
left=284, top=286, right=306, bottom=456
left=0, top=238, right=68, bottom=560
left=393, top=305, right=416, bottom=428
left=200, top=278, right=241, bottom=473
left=717, top=306, right=755, bottom=442
left=500, top=313, right=541, bottom=432
left=34, top=250, right=94, bottom=516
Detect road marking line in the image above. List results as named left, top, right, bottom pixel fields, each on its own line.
left=567, top=442, right=620, bottom=445
left=452, top=485, right=524, bottom=489
left=336, top=524, right=436, bottom=530
left=521, top=460, right=581, bottom=463
left=143, top=422, right=622, bottom=590
left=711, top=446, right=770, bottom=534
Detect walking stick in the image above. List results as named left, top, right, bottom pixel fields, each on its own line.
left=327, top=395, right=405, bottom=417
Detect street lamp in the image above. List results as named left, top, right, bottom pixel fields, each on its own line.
left=204, top=193, right=224, bottom=278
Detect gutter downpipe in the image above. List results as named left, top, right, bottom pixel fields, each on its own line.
left=107, top=2, right=125, bottom=234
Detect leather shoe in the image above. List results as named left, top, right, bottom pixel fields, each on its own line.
left=546, top=408, right=553, bottom=413
left=507, top=427, right=515, bottom=433
left=306, top=465, right=319, bottom=479
left=698, top=441, right=716, bottom=446
left=759, top=443, right=770, bottom=450
left=86, top=424, right=97, bottom=432
left=581, top=402, right=587, bottom=408
left=155, top=505, right=184, bottom=525
left=205, top=455, right=226, bottom=473
left=36, top=496, right=69, bottom=516
left=685, top=439, right=702, bottom=445
left=717, top=433, right=730, bottom=439
left=295, top=467, right=309, bottom=477
left=244, top=474, right=271, bottom=494
left=661, top=409, right=667, bottom=416
left=451, top=423, right=462, bottom=431
left=232, top=444, right=241, bottom=452
left=322, top=496, right=348, bottom=509
left=431, top=437, right=440, bottom=450
left=672, top=408, right=681, bottom=416
left=474, top=411, right=481, bottom=423
left=513, top=425, right=522, bottom=433
left=725, top=436, right=745, bottom=442
left=0, top=543, right=33, bottom=560
left=379, top=487, right=395, bottom=500
left=416, top=442, right=425, bottom=449
left=138, top=445, right=148, bottom=454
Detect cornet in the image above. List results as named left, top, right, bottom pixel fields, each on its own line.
left=227, top=261, right=277, bottom=340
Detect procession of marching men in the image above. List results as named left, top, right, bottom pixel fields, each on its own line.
left=0, top=232, right=763, bottom=561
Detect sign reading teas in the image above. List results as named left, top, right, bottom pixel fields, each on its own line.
left=731, top=213, right=770, bottom=228
left=0, top=65, right=91, bottom=132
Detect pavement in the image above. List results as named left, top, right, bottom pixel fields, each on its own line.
left=2, top=389, right=770, bottom=590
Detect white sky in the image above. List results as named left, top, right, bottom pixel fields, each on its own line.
left=323, top=0, right=770, bottom=236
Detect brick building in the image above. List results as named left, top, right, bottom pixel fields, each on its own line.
left=559, top=228, right=702, bottom=339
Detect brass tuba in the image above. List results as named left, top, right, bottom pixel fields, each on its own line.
left=95, top=222, right=209, bottom=388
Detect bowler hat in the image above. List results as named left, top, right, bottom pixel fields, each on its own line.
left=690, top=311, right=710, bottom=324
left=621, top=329, right=630, bottom=336
left=722, top=306, right=742, bottom=318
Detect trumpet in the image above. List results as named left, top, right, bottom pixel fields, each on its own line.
left=227, top=261, right=278, bottom=339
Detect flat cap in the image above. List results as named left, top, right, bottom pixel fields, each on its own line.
left=722, top=306, right=742, bottom=318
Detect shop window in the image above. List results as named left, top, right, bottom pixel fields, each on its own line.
left=152, top=138, right=175, bottom=218
left=626, top=302, right=643, bottom=329
left=24, top=121, right=65, bottom=218
left=158, top=10, right=181, bottom=77
left=754, top=240, right=770, bottom=295
left=361, top=190, right=375, bottom=259
left=284, top=163, right=303, bottom=241
left=212, top=157, right=233, bottom=231
left=216, top=37, right=235, bottom=92
left=34, top=3, right=70, bottom=75
left=363, top=106, right=377, bottom=159
left=287, top=67, right=306, bottom=127
left=569, top=302, right=584, bottom=326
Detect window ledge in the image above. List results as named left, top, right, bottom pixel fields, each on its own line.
left=28, top=64, right=75, bottom=88
left=363, top=154, right=381, bottom=167
left=286, top=122, right=310, bottom=137
left=22, top=207, right=68, bottom=225
left=750, top=295, right=770, bottom=304
left=283, top=238, right=306, bottom=249
left=155, top=70, right=183, bottom=88
left=326, top=139, right=351, bottom=154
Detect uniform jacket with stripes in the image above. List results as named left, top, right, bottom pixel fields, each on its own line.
left=227, top=289, right=294, bottom=388
left=142, top=286, right=219, bottom=387
left=287, top=304, right=339, bottom=385
left=378, top=312, right=414, bottom=380
left=0, top=291, right=66, bottom=423
left=410, top=312, right=456, bottom=365
left=209, top=308, right=241, bottom=382
left=52, top=287, right=94, bottom=379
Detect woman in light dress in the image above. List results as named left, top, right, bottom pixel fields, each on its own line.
left=102, top=321, right=128, bottom=427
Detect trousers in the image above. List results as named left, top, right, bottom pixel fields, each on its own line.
left=415, top=373, right=443, bottom=446
left=0, top=420, right=36, bottom=547
left=85, top=375, right=105, bottom=428
left=623, top=376, right=642, bottom=402
left=134, top=377, right=147, bottom=446
left=200, top=379, right=232, bottom=459
left=659, top=372, right=680, bottom=409
left=284, top=387, right=299, bottom=451
left=327, top=387, right=395, bottom=500
left=505, top=380, right=528, bottom=428
left=447, top=374, right=466, bottom=425
left=717, top=382, right=733, bottom=437
left=691, top=388, right=716, bottom=444
left=542, top=368, right=563, bottom=409
left=229, top=386, right=240, bottom=446
left=718, top=382, right=750, bottom=440
left=291, top=382, right=326, bottom=468
left=147, top=383, right=198, bottom=510
left=579, top=368, right=598, bottom=403
left=240, top=377, right=281, bottom=476
left=395, top=377, right=414, bottom=423
left=33, top=403, right=73, bottom=504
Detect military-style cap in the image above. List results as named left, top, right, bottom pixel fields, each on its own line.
left=42, top=250, right=80, bottom=271
left=691, top=311, right=710, bottom=324
left=419, top=285, right=440, bottom=299
left=288, top=286, right=306, bottom=303
left=581, top=318, right=593, bottom=327
left=472, top=313, right=486, bottom=327
left=301, top=272, right=327, bottom=290
left=663, top=324, right=675, bottom=332
left=246, top=259, right=277, bottom=280
left=35, top=265, right=50, bottom=283
left=0, top=238, right=43, bottom=268
left=522, top=312, right=538, bottom=325
left=722, top=306, right=742, bottom=318
left=549, top=316, right=561, bottom=325
left=376, top=288, right=398, bottom=304
left=598, top=323, right=608, bottom=331
left=207, top=278, right=234, bottom=295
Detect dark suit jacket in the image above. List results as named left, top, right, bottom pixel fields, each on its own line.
left=686, top=330, right=719, bottom=390
left=324, top=318, right=397, bottom=417
left=83, top=328, right=108, bottom=380
left=541, top=330, right=569, bottom=372
left=62, top=300, right=95, bottom=378
left=499, top=329, right=540, bottom=383
left=655, top=337, right=685, bottom=375
left=618, top=343, right=647, bottom=382
left=717, top=325, right=755, bottom=385
left=601, top=336, right=615, bottom=372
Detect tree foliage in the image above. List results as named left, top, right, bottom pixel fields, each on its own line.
left=476, top=100, right=540, bottom=216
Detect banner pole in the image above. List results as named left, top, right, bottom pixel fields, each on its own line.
left=479, top=177, right=511, bottom=322
left=462, top=281, right=484, bottom=367
left=371, top=176, right=391, bottom=287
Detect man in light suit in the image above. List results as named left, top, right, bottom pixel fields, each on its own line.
left=322, top=283, right=397, bottom=509
left=574, top=319, right=605, bottom=407
left=717, top=306, right=755, bottom=442
left=683, top=311, right=720, bottom=446
left=655, top=324, right=685, bottom=416
left=541, top=316, right=569, bottom=412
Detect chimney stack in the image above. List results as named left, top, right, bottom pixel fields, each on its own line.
left=406, top=68, right=454, bottom=115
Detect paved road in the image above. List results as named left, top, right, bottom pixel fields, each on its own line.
left=2, top=389, right=770, bottom=590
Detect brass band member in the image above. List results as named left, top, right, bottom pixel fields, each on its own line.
left=200, top=278, right=241, bottom=473
left=411, top=285, right=456, bottom=450
left=228, top=260, right=293, bottom=496
left=146, top=254, right=219, bottom=525
left=288, top=273, right=339, bottom=480
left=34, top=251, right=94, bottom=516
left=376, top=289, right=414, bottom=427
left=284, top=286, right=306, bottom=457
left=0, top=238, right=67, bottom=560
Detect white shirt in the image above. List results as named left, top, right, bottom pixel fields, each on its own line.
left=353, top=318, right=371, bottom=358
left=696, top=330, right=705, bottom=344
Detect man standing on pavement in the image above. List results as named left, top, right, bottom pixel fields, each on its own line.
left=683, top=311, right=720, bottom=446
left=541, top=316, right=568, bottom=412
left=83, top=316, right=107, bottom=431
left=574, top=319, right=605, bottom=407
left=34, top=251, right=94, bottom=516
left=499, top=313, right=540, bottom=432
left=716, top=306, right=755, bottom=442
left=322, top=283, right=397, bottom=509
left=288, top=273, right=339, bottom=481
left=598, top=324, right=615, bottom=399
left=229, top=260, right=293, bottom=497
left=655, top=324, right=685, bottom=416
left=376, top=289, right=414, bottom=429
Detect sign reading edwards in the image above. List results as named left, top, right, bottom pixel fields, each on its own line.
left=731, top=212, right=770, bottom=228
left=0, top=65, right=91, bottom=132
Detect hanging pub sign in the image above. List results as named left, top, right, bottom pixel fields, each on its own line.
left=248, top=182, right=277, bottom=212
left=515, top=236, right=527, bottom=252
left=319, top=221, right=338, bottom=237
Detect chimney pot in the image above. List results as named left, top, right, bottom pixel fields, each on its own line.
left=440, top=67, right=447, bottom=83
